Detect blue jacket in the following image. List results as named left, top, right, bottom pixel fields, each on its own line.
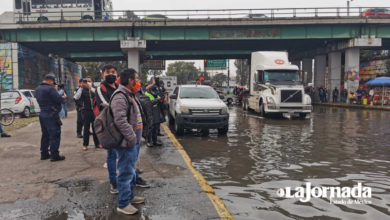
left=35, top=82, right=63, bottom=117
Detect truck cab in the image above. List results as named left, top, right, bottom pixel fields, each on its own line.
left=247, top=51, right=312, bottom=118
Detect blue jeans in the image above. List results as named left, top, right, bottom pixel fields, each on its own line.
left=116, top=144, right=139, bottom=208
left=106, top=149, right=117, bottom=184
left=0, top=124, right=4, bottom=133
left=39, top=115, right=61, bottom=158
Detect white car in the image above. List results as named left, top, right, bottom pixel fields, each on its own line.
left=168, top=85, right=229, bottom=136
left=1, top=90, right=40, bottom=117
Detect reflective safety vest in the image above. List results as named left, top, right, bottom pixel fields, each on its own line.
left=145, top=91, right=159, bottom=101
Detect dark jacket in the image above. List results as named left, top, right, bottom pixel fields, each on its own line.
left=136, top=91, right=155, bottom=138
left=80, top=88, right=95, bottom=111
left=111, top=85, right=143, bottom=148
left=35, top=82, right=63, bottom=117
left=95, top=81, right=118, bottom=111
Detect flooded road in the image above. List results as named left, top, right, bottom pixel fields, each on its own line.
left=177, top=107, right=390, bottom=220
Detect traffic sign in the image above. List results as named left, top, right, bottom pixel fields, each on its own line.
left=204, top=59, right=227, bottom=70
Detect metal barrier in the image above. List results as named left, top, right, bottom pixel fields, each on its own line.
left=13, top=7, right=390, bottom=23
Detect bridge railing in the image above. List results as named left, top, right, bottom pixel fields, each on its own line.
left=13, top=7, right=389, bottom=23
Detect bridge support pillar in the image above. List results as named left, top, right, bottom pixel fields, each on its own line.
left=328, top=51, right=342, bottom=102
left=314, top=55, right=327, bottom=101
left=121, top=38, right=146, bottom=73
left=302, top=58, right=313, bottom=85
left=344, top=47, right=360, bottom=92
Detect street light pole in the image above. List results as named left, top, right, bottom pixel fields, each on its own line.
left=347, top=0, right=354, bottom=16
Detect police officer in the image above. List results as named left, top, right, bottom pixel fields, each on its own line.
left=35, top=74, right=65, bottom=161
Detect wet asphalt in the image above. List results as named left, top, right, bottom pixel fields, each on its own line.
left=177, top=106, right=390, bottom=220
left=0, top=112, right=219, bottom=220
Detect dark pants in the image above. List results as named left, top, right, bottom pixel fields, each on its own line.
left=39, top=115, right=61, bottom=158
left=116, top=144, right=139, bottom=208
left=333, top=96, right=338, bottom=103
left=150, top=124, right=159, bottom=144
left=0, top=124, right=4, bottom=133
left=107, top=149, right=117, bottom=184
left=76, top=109, right=83, bottom=135
left=82, top=110, right=99, bottom=147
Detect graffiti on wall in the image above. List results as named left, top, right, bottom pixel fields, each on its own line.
left=0, top=43, right=13, bottom=90
left=344, top=70, right=359, bottom=81
left=360, top=59, right=390, bottom=80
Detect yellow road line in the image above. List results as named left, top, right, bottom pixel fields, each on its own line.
left=162, top=124, right=235, bottom=220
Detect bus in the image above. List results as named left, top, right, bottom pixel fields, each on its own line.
left=14, top=0, right=113, bottom=22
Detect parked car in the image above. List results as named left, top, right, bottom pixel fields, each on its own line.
left=247, top=13, right=268, bottom=19
left=362, top=8, right=390, bottom=17
left=0, top=90, right=40, bottom=117
left=143, top=14, right=168, bottom=20
left=168, top=85, right=229, bottom=136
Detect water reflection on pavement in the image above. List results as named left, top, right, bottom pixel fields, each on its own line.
left=178, top=107, right=390, bottom=220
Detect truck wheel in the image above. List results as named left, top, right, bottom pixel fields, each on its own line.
left=259, top=102, right=267, bottom=117
left=174, top=119, right=184, bottom=136
left=299, top=113, right=307, bottom=119
left=23, top=107, right=31, bottom=118
left=168, top=112, right=174, bottom=126
left=218, top=126, right=228, bottom=135
left=201, top=129, right=209, bottom=136
left=227, top=98, right=233, bottom=106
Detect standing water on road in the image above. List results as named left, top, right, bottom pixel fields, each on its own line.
left=177, top=107, right=390, bottom=220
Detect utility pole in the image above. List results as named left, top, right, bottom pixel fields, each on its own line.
left=227, top=59, right=230, bottom=88
left=347, top=0, right=354, bottom=16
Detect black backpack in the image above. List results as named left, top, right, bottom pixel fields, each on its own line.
left=94, top=91, right=131, bottom=149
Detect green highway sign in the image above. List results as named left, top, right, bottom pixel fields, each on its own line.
left=204, top=59, right=227, bottom=70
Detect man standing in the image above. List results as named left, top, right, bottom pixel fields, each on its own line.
left=74, top=77, right=102, bottom=150
left=95, top=65, right=120, bottom=194
left=111, top=69, right=145, bottom=215
left=74, top=78, right=84, bottom=138
left=35, top=74, right=65, bottom=161
left=332, top=87, right=339, bottom=103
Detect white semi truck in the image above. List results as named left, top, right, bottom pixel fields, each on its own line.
left=246, top=51, right=312, bottom=118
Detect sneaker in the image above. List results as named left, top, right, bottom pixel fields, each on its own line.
left=77, top=134, right=83, bottom=138
left=1, top=133, right=11, bottom=138
left=40, top=155, right=50, bottom=160
left=50, top=155, right=65, bottom=162
left=146, top=142, right=153, bottom=147
left=153, top=141, right=163, bottom=147
left=136, top=177, right=150, bottom=188
left=137, top=169, right=143, bottom=175
left=131, top=196, right=145, bottom=204
left=117, top=204, right=138, bottom=215
left=157, top=133, right=164, bottom=136
left=110, top=183, right=119, bottom=194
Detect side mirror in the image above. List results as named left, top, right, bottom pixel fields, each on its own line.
left=169, top=94, right=177, bottom=99
left=219, top=95, right=225, bottom=100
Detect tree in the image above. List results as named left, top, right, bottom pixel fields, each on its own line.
left=166, top=61, right=200, bottom=84
left=212, top=73, right=227, bottom=86
left=235, top=59, right=250, bottom=87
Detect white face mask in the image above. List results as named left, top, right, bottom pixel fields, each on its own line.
left=87, top=82, right=92, bottom=88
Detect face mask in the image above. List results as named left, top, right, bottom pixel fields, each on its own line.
left=87, top=82, right=92, bottom=88
left=131, top=81, right=141, bottom=93
left=105, top=75, right=117, bottom=84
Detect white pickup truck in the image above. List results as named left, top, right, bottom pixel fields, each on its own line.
left=246, top=51, right=312, bottom=118
left=168, top=85, right=229, bottom=135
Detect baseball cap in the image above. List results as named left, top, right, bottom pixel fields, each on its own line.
left=44, top=74, right=57, bottom=85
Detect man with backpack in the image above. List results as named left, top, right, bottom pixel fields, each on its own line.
left=110, top=69, right=145, bottom=215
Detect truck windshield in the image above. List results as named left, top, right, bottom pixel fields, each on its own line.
left=180, top=87, right=219, bottom=99
left=264, top=70, right=301, bottom=83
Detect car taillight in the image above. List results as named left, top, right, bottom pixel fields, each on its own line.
left=15, top=96, right=22, bottom=104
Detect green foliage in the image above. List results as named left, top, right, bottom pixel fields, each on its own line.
left=166, top=61, right=200, bottom=85
left=211, top=73, right=227, bottom=86
left=235, top=59, right=250, bottom=87
left=78, top=61, right=128, bottom=82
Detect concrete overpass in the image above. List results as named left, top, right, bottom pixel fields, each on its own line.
left=1, top=8, right=390, bottom=96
